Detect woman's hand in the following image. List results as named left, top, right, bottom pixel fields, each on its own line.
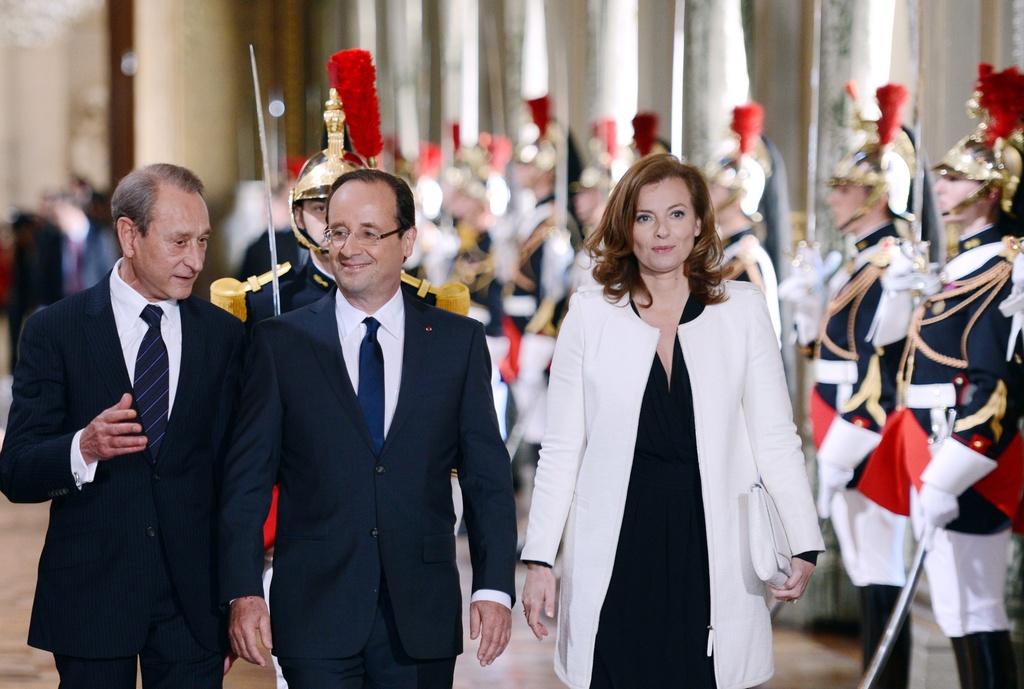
left=521, top=563, right=557, bottom=640
left=769, top=557, right=815, bottom=603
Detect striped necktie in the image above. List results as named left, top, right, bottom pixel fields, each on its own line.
left=134, top=304, right=169, bottom=461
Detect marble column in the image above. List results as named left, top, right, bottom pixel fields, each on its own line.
left=134, top=0, right=242, bottom=285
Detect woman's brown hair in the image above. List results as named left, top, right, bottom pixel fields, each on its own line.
left=585, top=153, right=725, bottom=307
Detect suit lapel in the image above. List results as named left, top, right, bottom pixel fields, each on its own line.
left=157, top=298, right=206, bottom=463
left=306, top=291, right=376, bottom=452
left=83, top=277, right=133, bottom=401
left=381, top=292, right=431, bottom=452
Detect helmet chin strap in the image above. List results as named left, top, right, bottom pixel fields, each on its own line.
left=838, top=184, right=885, bottom=233
left=941, top=180, right=993, bottom=219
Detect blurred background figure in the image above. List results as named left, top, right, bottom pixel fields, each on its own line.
left=705, top=101, right=785, bottom=341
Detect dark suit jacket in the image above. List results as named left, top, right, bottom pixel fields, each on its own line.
left=0, top=276, right=245, bottom=658
left=219, top=288, right=517, bottom=660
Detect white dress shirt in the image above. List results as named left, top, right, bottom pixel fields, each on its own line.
left=334, top=287, right=511, bottom=610
left=71, top=259, right=183, bottom=487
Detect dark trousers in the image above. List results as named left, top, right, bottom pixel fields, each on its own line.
left=54, top=548, right=222, bottom=689
left=279, top=588, right=456, bottom=689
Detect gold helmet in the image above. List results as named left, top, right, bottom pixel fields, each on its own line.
left=290, top=49, right=384, bottom=253
left=289, top=89, right=359, bottom=252
left=828, top=83, right=916, bottom=222
left=705, top=102, right=772, bottom=219
left=515, top=96, right=559, bottom=172
left=933, top=64, right=1024, bottom=217
left=443, top=128, right=514, bottom=220
left=572, top=118, right=618, bottom=194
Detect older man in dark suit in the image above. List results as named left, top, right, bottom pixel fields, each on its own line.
left=221, top=168, right=517, bottom=689
left=0, top=163, right=245, bottom=689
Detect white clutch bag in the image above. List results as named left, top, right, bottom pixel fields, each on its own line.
left=748, top=481, right=792, bottom=588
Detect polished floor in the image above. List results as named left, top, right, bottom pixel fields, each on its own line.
left=0, top=500, right=861, bottom=689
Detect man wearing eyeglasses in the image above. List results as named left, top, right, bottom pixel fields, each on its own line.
left=220, top=168, right=517, bottom=689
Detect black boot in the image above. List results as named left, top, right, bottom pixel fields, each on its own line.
left=965, top=631, right=1017, bottom=689
left=950, top=636, right=973, bottom=689
left=860, top=584, right=911, bottom=689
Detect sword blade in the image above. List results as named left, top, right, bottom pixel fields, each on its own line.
left=249, top=44, right=282, bottom=317
left=857, top=536, right=928, bottom=689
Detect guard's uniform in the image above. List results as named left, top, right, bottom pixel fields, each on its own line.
left=812, top=224, right=908, bottom=583
left=863, top=228, right=1022, bottom=611
left=859, top=65, right=1024, bottom=689
left=720, top=228, right=781, bottom=339
left=246, top=260, right=334, bottom=332
left=810, top=82, right=921, bottom=689
left=503, top=195, right=573, bottom=446
left=706, top=102, right=785, bottom=342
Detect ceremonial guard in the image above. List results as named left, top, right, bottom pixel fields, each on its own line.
left=860, top=64, right=1024, bottom=689
left=810, top=83, right=918, bottom=688
left=443, top=131, right=513, bottom=438
left=505, top=96, right=576, bottom=454
left=705, top=102, right=783, bottom=340
left=569, top=118, right=617, bottom=292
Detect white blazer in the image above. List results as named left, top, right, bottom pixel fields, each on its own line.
left=522, top=281, right=824, bottom=689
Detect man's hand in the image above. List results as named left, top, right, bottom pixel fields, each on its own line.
left=469, top=600, right=511, bottom=667
left=769, top=558, right=816, bottom=603
left=228, top=596, right=272, bottom=667
left=79, top=393, right=147, bottom=461
left=521, top=563, right=556, bottom=640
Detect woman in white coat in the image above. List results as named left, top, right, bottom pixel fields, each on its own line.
left=520, top=154, right=824, bottom=689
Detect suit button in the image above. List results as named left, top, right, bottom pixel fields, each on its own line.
left=375, top=465, right=385, bottom=475
left=152, top=473, right=161, bottom=481
left=370, top=528, right=378, bottom=538
left=146, top=526, right=156, bottom=538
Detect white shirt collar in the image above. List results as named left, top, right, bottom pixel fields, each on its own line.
left=109, top=258, right=180, bottom=329
left=334, top=285, right=405, bottom=340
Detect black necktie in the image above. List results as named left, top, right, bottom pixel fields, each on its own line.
left=134, top=305, right=169, bottom=461
left=358, top=317, right=385, bottom=453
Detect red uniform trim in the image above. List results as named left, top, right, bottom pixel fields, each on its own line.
left=810, top=388, right=836, bottom=450
left=973, top=432, right=1023, bottom=527
left=499, top=315, right=522, bottom=383
left=263, top=484, right=280, bottom=551
left=858, top=408, right=923, bottom=516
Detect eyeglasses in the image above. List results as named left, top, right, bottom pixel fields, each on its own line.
left=322, top=227, right=403, bottom=249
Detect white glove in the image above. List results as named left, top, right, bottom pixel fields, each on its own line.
left=779, top=245, right=841, bottom=347
left=999, top=253, right=1024, bottom=360
left=918, top=482, right=960, bottom=529
left=816, top=461, right=854, bottom=519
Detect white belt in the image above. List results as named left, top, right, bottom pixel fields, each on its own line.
left=503, top=295, right=537, bottom=317
left=815, top=359, right=859, bottom=385
left=905, top=383, right=956, bottom=410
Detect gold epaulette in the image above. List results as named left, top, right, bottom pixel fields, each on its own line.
left=210, top=262, right=293, bottom=323
left=1001, top=235, right=1022, bottom=261
left=400, top=272, right=471, bottom=316
left=868, top=236, right=899, bottom=269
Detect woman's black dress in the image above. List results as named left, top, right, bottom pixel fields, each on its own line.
left=590, top=298, right=716, bottom=689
